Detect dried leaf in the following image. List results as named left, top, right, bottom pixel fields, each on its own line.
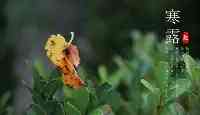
left=45, top=34, right=84, bottom=89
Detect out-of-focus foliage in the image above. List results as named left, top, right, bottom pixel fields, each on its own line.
left=18, top=31, right=200, bottom=115
left=0, top=92, right=13, bottom=115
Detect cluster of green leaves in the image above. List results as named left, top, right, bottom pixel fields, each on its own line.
left=25, top=60, right=121, bottom=115
left=25, top=31, right=200, bottom=115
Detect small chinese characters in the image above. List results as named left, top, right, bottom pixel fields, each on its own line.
left=165, top=9, right=180, bottom=24
left=164, top=9, right=188, bottom=77
left=165, top=29, right=180, bottom=45
left=165, top=9, right=181, bottom=45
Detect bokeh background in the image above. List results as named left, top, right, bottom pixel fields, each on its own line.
left=0, top=0, right=199, bottom=114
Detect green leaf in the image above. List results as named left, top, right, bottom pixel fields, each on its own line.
left=49, top=69, right=61, bottom=78
left=44, top=101, right=65, bottom=115
left=183, top=54, right=200, bottom=80
left=32, top=90, right=46, bottom=107
left=42, top=78, right=63, bottom=100
left=63, top=87, right=89, bottom=114
left=96, top=83, right=121, bottom=111
left=141, top=79, right=159, bottom=94
left=140, top=92, right=158, bottom=115
left=98, top=65, right=108, bottom=83
left=0, top=92, right=10, bottom=109
left=33, top=59, right=47, bottom=78
left=89, top=108, right=102, bottom=115
left=27, top=104, right=46, bottom=115
left=108, top=57, right=131, bottom=87
left=143, top=33, right=156, bottom=55
left=32, top=69, right=63, bottom=104
left=32, top=65, right=45, bottom=93
left=162, top=103, right=186, bottom=115
left=64, top=102, right=81, bottom=115
left=154, top=61, right=169, bottom=89
left=86, top=82, right=99, bottom=111
left=89, top=105, right=114, bottom=115
left=166, top=79, right=191, bottom=104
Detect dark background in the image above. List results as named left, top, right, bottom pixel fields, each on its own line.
left=0, top=0, right=199, bottom=114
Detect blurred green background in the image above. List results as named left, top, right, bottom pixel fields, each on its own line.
left=0, top=0, right=199, bottom=114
